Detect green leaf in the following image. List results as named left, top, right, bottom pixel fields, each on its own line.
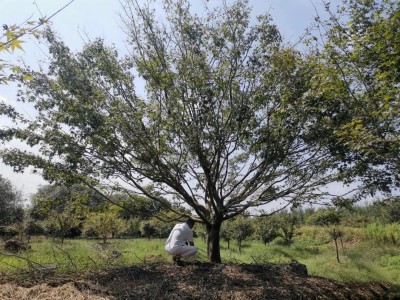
left=22, top=73, right=33, bottom=81
left=10, top=39, right=23, bottom=52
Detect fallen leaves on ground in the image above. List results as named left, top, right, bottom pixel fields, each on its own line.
left=0, top=261, right=398, bottom=299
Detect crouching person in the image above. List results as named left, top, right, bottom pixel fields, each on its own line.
left=165, top=218, right=197, bottom=265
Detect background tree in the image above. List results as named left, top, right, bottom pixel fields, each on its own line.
left=369, top=198, right=400, bottom=224
left=119, top=217, right=141, bottom=238
left=256, top=210, right=299, bottom=245
left=24, top=220, right=45, bottom=243
left=84, top=209, right=124, bottom=244
left=29, top=184, right=106, bottom=221
left=115, top=193, right=165, bottom=220
left=275, top=210, right=299, bottom=245
left=307, top=208, right=341, bottom=227
left=0, top=224, right=19, bottom=241
left=231, top=216, right=253, bottom=253
left=141, top=222, right=156, bottom=240
left=194, top=223, right=208, bottom=243
left=0, top=175, right=24, bottom=227
left=256, top=216, right=279, bottom=246
left=147, top=216, right=174, bottom=238
left=307, top=208, right=343, bottom=263
left=1, top=0, right=346, bottom=262
left=44, top=206, right=80, bottom=245
left=220, top=221, right=234, bottom=249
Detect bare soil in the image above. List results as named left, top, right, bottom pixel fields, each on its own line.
left=0, top=260, right=399, bottom=299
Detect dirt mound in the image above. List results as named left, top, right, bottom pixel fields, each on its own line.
left=0, top=261, right=398, bottom=299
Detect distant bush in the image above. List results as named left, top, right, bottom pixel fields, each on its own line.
left=364, top=223, right=400, bottom=245
left=4, top=239, right=31, bottom=253
left=141, top=222, right=157, bottom=240
left=24, top=221, right=45, bottom=242
left=255, top=211, right=299, bottom=246
left=339, top=227, right=363, bottom=243
left=64, top=226, right=82, bottom=238
left=0, top=225, right=19, bottom=241
left=296, top=226, right=330, bottom=243
left=119, top=218, right=141, bottom=238
left=147, top=218, right=173, bottom=239
left=84, top=212, right=124, bottom=244
left=306, top=209, right=341, bottom=226
left=83, top=227, right=99, bottom=238
left=341, top=215, right=372, bottom=228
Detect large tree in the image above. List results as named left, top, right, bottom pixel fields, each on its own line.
left=1, top=0, right=341, bottom=262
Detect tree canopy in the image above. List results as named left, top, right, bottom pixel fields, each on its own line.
left=307, top=0, right=400, bottom=197
left=0, top=174, right=24, bottom=226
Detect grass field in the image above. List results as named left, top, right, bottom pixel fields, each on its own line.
left=1, top=234, right=399, bottom=285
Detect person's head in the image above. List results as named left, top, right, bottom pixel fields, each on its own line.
left=185, top=218, right=195, bottom=229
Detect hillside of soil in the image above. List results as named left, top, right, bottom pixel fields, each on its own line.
left=0, top=260, right=398, bottom=299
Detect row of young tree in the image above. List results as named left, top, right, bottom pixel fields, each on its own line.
left=1, top=0, right=400, bottom=262
left=1, top=175, right=398, bottom=250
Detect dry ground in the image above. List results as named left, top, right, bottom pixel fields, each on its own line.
left=0, top=260, right=399, bottom=299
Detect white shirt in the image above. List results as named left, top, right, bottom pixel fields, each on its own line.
left=165, top=222, right=193, bottom=251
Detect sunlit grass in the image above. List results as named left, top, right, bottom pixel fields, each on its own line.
left=0, top=235, right=399, bottom=285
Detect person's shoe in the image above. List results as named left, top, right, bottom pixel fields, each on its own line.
left=173, top=256, right=184, bottom=266
left=174, top=259, right=185, bottom=267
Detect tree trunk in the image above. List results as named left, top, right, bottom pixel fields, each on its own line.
left=334, top=238, right=340, bottom=263
left=340, top=237, right=345, bottom=255
left=206, top=222, right=222, bottom=263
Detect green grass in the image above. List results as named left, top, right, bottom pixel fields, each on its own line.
left=1, top=236, right=399, bottom=285
left=302, top=242, right=400, bottom=284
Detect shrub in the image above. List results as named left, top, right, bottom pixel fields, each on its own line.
left=307, top=209, right=341, bottom=226
left=256, top=218, right=279, bottom=245
left=83, top=227, right=99, bottom=238
left=141, top=222, right=157, bottom=240
left=296, top=226, right=330, bottom=244
left=364, top=223, right=400, bottom=245
left=84, top=211, right=124, bottom=244
left=148, top=218, right=173, bottom=238
left=0, top=225, right=19, bottom=241
left=119, top=218, right=141, bottom=238
left=4, top=239, right=31, bottom=253
left=341, top=215, right=372, bottom=228
left=24, top=221, right=46, bottom=242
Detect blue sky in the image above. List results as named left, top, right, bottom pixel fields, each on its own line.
left=0, top=0, right=342, bottom=198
